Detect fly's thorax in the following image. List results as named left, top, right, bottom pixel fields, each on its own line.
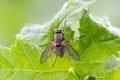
left=54, top=33, right=63, bottom=45
left=54, top=28, right=64, bottom=45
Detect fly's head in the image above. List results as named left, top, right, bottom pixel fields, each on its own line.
left=54, top=28, right=64, bottom=44
left=54, top=28, right=63, bottom=34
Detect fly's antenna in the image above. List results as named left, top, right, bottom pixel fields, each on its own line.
left=52, top=54, right=57, bottom=67
left=56, top=18, right=59, bottom=28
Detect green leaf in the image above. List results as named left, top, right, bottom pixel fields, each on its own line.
left=0, top=0, right=120, bottom=80
left=73, top=11, right=120, bottom=80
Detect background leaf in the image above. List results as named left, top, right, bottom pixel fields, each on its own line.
left=0, top=0, right=120, bottom=80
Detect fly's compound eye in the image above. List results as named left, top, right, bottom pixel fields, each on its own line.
left=54, top=29, right=62, bottom=34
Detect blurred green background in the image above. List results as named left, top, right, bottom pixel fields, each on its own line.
left=0, top=0, right=120, bottom=47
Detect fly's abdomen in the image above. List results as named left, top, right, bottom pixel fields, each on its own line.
left=54, top=45, right=64, bottom=57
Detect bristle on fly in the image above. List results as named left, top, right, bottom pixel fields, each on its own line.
left=56, top=18, right=59, bottom=28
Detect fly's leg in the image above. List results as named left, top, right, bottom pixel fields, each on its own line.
left=63, top=20, right=67, bottom=32
left=69, top=34, right=85, bottom=42
left=39, top=44, right=48, bottom=47
left=38, top=44, right=49, bottom=52
left=52, top=54, right=57, bottom=67
left=39, top=40, right=54, bottom=52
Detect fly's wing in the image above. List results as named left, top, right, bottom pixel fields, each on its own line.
left=64, top=41, right=80, bottom=61
left=40, top=41, right=54, bottom=64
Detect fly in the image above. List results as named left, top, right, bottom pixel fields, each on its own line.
left=40, top=19, right=80, bottom=66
